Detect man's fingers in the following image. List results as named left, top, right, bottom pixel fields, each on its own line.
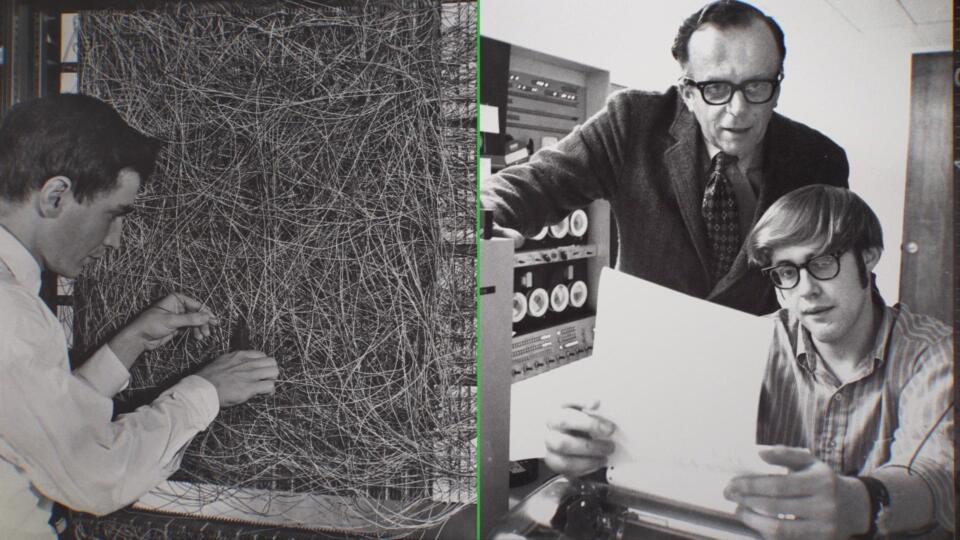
left=217, top=351, right=275, bottom=373
left=197, top=350, right=279, bottom=407
left=559, top=399, right=601, bottom=411
left=190, top=325, right=209, bottom=341
left=491, top=224, right=525, bottom=248
left=544, top=430, right=614, bottom=458
left=159, top=294, right=220, bottom=324
left=736, top=505, right=796, bottom=540
left=236, top=379, right=277, bottom=401
left=232, top=350, right=268, bottom=362
left=164, top=311, right=213, bottom=330
left=243, top=364, right=280, bottom=381
left=546, top=407, right=615, bottom=438
left=543, top=453, right=606, bottom=478
left=758, top=446, right=815, bottom=471
left=250, top=380, right=276, bottom=396
left=543, top=423, right=613, bottom=477
left=236, top=355, right=278, bottom=370
left=215, top=350, right=267, bottom=363
left=727, top=472, right=822, bottom=499
left=736, top=505, right=827, bottom=540
left=143, top=334, right=175, bottom=350
left=171, top=293, right=203, bottom=311
left=727, top=492, right=814, bottom=520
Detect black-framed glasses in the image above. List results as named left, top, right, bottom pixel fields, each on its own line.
left=681, top=73, right=783, bottom=105
left=762, top=252, right=842, bottom=289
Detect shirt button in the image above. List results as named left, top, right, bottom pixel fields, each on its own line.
left=834, top=393, right=843, bottom=401
left=827, top=440, right=837, bottom=449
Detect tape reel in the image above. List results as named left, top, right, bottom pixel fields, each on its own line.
left=512, top=292, right=528, bottom=323
left=569, top=280, right=588, bottom=308
left=527, top=288, right=550, bottom=318
left=568, top=209, right=588, bottom=237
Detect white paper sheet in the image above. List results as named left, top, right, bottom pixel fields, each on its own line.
left=508, top=268, right=780, bottom=513
left=591, top=269, right=777, bottom=512
left=594, top=269, right=772, bottom=461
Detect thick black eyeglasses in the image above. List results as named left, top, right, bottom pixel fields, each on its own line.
left=681, top=74, right=783, bottom=105
left=762, top=252, right=842, bottom=289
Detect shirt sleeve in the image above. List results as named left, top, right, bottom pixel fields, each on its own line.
left=480, top=89, right=635, bottom=237
left=0, top=312, right=219, bottom=516
left=74, top=345, right=130, bottom=397
left=878, top=333, right=954, bottom=532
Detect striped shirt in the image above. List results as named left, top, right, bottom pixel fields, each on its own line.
left=759, top=301, right=954, bottom=532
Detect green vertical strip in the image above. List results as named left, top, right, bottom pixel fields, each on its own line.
left=474, top=1, right=483, bottom=538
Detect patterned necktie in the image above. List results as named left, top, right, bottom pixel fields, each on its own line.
left=702, top=151, right=740, bottom=281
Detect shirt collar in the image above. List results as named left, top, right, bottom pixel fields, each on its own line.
left=702, top=138, right=764, bottom=174
left=792, top=294, right=893, bottom=374
left=0, top=224, right=42, bottom=295
left=867, top=302, right=896, bottom=369
left=794, top=321, right=817, bottom=372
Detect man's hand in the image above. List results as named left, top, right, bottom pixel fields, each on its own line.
left=543, top=400, right=617, bottom=477
left=724, top=446, right=870, bottom=540
left=109, top=293, right=219, bottom=369
left=490, top=223, right=525, bottom=249
left=195, top=350, right=279, bottom=407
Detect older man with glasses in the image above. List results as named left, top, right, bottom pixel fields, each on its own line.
left=481, top=0, right=848, bottom=316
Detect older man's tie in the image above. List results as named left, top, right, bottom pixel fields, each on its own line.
left=702, top=152, right=740, bottom=281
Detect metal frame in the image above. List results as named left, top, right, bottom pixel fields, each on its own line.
left=1, top=2, right=62, bottom=311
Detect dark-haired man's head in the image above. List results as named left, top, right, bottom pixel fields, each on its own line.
left=747, top=185, right=884, bottom=347
left=0, top=94, right=161, bottom=203
left=0, top=95, right=162, bottom=277
left=674, top=1, right=786, bottom=164
left=672, top=0, right=786, bottom=71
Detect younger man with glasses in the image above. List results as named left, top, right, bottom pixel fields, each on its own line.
left=544, top=186, right=953, bottom=538
left=731, top=184, right=953, bottom=538
left=481, top=0, right=848, bottom=315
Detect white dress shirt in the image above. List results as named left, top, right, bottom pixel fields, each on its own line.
left=0, top=226, right=219, bottom=539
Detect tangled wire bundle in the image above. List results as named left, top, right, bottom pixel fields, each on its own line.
left=71, top=1, right=475, bottom=533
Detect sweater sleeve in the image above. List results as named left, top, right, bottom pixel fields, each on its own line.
left=480, top=89, right=643, bottom=236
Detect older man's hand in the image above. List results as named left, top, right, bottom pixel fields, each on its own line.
left=543, top=400, right=617, bottom=477
left=490, top=223, right=525, bottom=248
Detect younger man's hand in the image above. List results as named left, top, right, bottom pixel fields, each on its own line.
left=724, top=446, right=868, bottom=540
left=196, top=350, right=279, bottom=407
left=544, top=400, right=617, bottom=477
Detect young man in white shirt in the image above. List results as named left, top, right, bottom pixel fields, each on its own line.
left=0, top=94, right=279, bottom=538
